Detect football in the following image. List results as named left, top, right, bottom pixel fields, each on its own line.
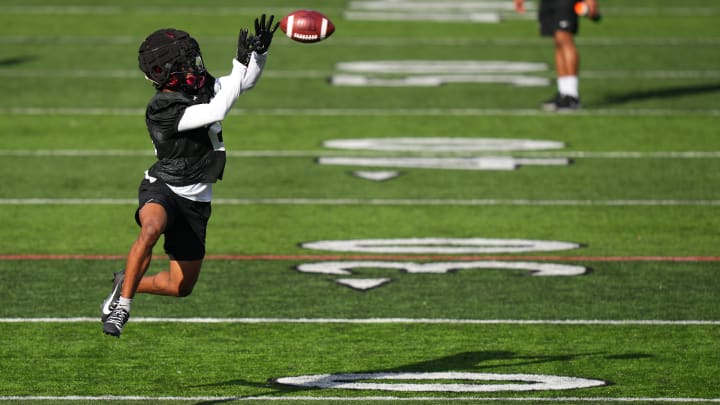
left=280, top=10, right=335, bottom=43
left=574, top=1, right=589, bottom=16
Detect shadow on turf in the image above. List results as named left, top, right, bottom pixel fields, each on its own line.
left=0, top=56, right=37, bottom=67
left=597, top=82, right=720, bottom=106
left=380, top=350, right=595, bottom=371
left=190, top=350, right=650, bottom=403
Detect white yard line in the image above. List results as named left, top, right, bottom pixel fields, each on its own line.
left=1, top=317, right=718, bottom=325
left=1, top=395, right=719, bottom=402
left=2, top=149, right=720, bottom=159
left=1, top=107, right=719, bottom=116
left=0, top=6, right=329, bottom=16
left=0, top=69, right=332, bottom=79
left=0, top=67, right=717, bottom=82
left=2, top=35, right=720, bottom=46
left=1, top=198, right=720, bottom=206
left=3, top=3, right=719, bottom=15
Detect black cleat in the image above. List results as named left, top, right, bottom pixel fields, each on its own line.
left=100, top=270, right=125, bottom=323
left=103, top=308, right=130, bottom=337
left=555, top=94, right=582, bottom=111
left=541, top=92, right=561, bottom=110
left=544, top=94, right=582, bottom=112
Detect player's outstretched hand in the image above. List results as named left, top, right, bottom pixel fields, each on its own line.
left=253, top=14, right=279, bottom=54
left=236, top=28, right=256, bottom=66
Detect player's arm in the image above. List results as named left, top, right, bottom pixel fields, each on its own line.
left=235, top=14, right=277, bottom=92
left=235, top=14, right=277, bottom=91
left=177, top=16, right=277, bottom=131
left=176, top=58, right=253, bottom=131
left=239, top=48, right=267, bottom=92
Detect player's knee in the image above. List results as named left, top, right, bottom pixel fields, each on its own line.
left=554, top=31, right=574, bottom=46
left=138, top=222, right=163, bottom=245
left=144, top=220, right=164, bottom=236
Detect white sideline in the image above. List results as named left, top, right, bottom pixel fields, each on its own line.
left=1, top=318, right=718, bottom=325
left=0, top=395, right=719, bottom=402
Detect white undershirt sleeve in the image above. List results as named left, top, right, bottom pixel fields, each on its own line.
left=177, top=52, right=268, bottom=131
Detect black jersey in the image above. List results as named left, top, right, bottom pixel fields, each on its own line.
left=144, top=81, right=227, bottom=186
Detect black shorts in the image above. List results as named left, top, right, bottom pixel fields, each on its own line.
left=135, top=178, right=211, bottom=261
left=539, top=0, right=579, bottom=36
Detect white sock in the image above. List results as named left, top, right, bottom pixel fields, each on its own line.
left=557, top=76, right=579, bottom=98
left=117, top=297, right=132, bottom=312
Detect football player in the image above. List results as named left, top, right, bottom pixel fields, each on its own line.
left=100, top=15, right=279, bottom=337
left=514, top=0, right=600, bottom=111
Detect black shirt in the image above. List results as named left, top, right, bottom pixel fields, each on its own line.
left=144, top=83, right=226, bottom=186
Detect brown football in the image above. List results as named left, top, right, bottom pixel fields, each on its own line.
left=280, top=10, right=335, bottom=43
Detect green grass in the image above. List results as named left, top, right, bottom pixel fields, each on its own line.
left=2, top=205, right=720, bottom=256
left=1, top=0, right=719, bottom=402
left=2, top=323, right=719, bottom=399
left=1, top=259, right=719, bottom=320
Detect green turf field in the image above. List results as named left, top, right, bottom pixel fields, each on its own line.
left=1, top=0, right=719, bottom=403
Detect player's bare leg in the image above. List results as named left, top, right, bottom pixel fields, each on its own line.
left=551, top=30, right=581, bottom=109
left=121, top=203, right=167, bottom=297
left=554, top=30, right=578, bottom=77
left=137, top=260, right=203, bottom=297
left=103, top=202, right=166, bottom=337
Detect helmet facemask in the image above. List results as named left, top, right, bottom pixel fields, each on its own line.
left=138, top=29, right=209, bottom=94
left=165, top=53, right=208, bottom=94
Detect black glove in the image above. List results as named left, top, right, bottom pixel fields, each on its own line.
left=253, top=14, right=279, bottom=54
left=236, top=28, right=256, bottom=66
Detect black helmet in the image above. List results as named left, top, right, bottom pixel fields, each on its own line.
left=138, top=28, right=206, bottom=90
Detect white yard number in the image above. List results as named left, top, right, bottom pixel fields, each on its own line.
left=275, top=372, right=607, bottom=392
left=298, top=261, right=587, bottom=277
left=302, top=238, right=580, bottom=254
left=299, top=238, right=587, bottom=290
left=319, top=137, right=569, bottom=172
